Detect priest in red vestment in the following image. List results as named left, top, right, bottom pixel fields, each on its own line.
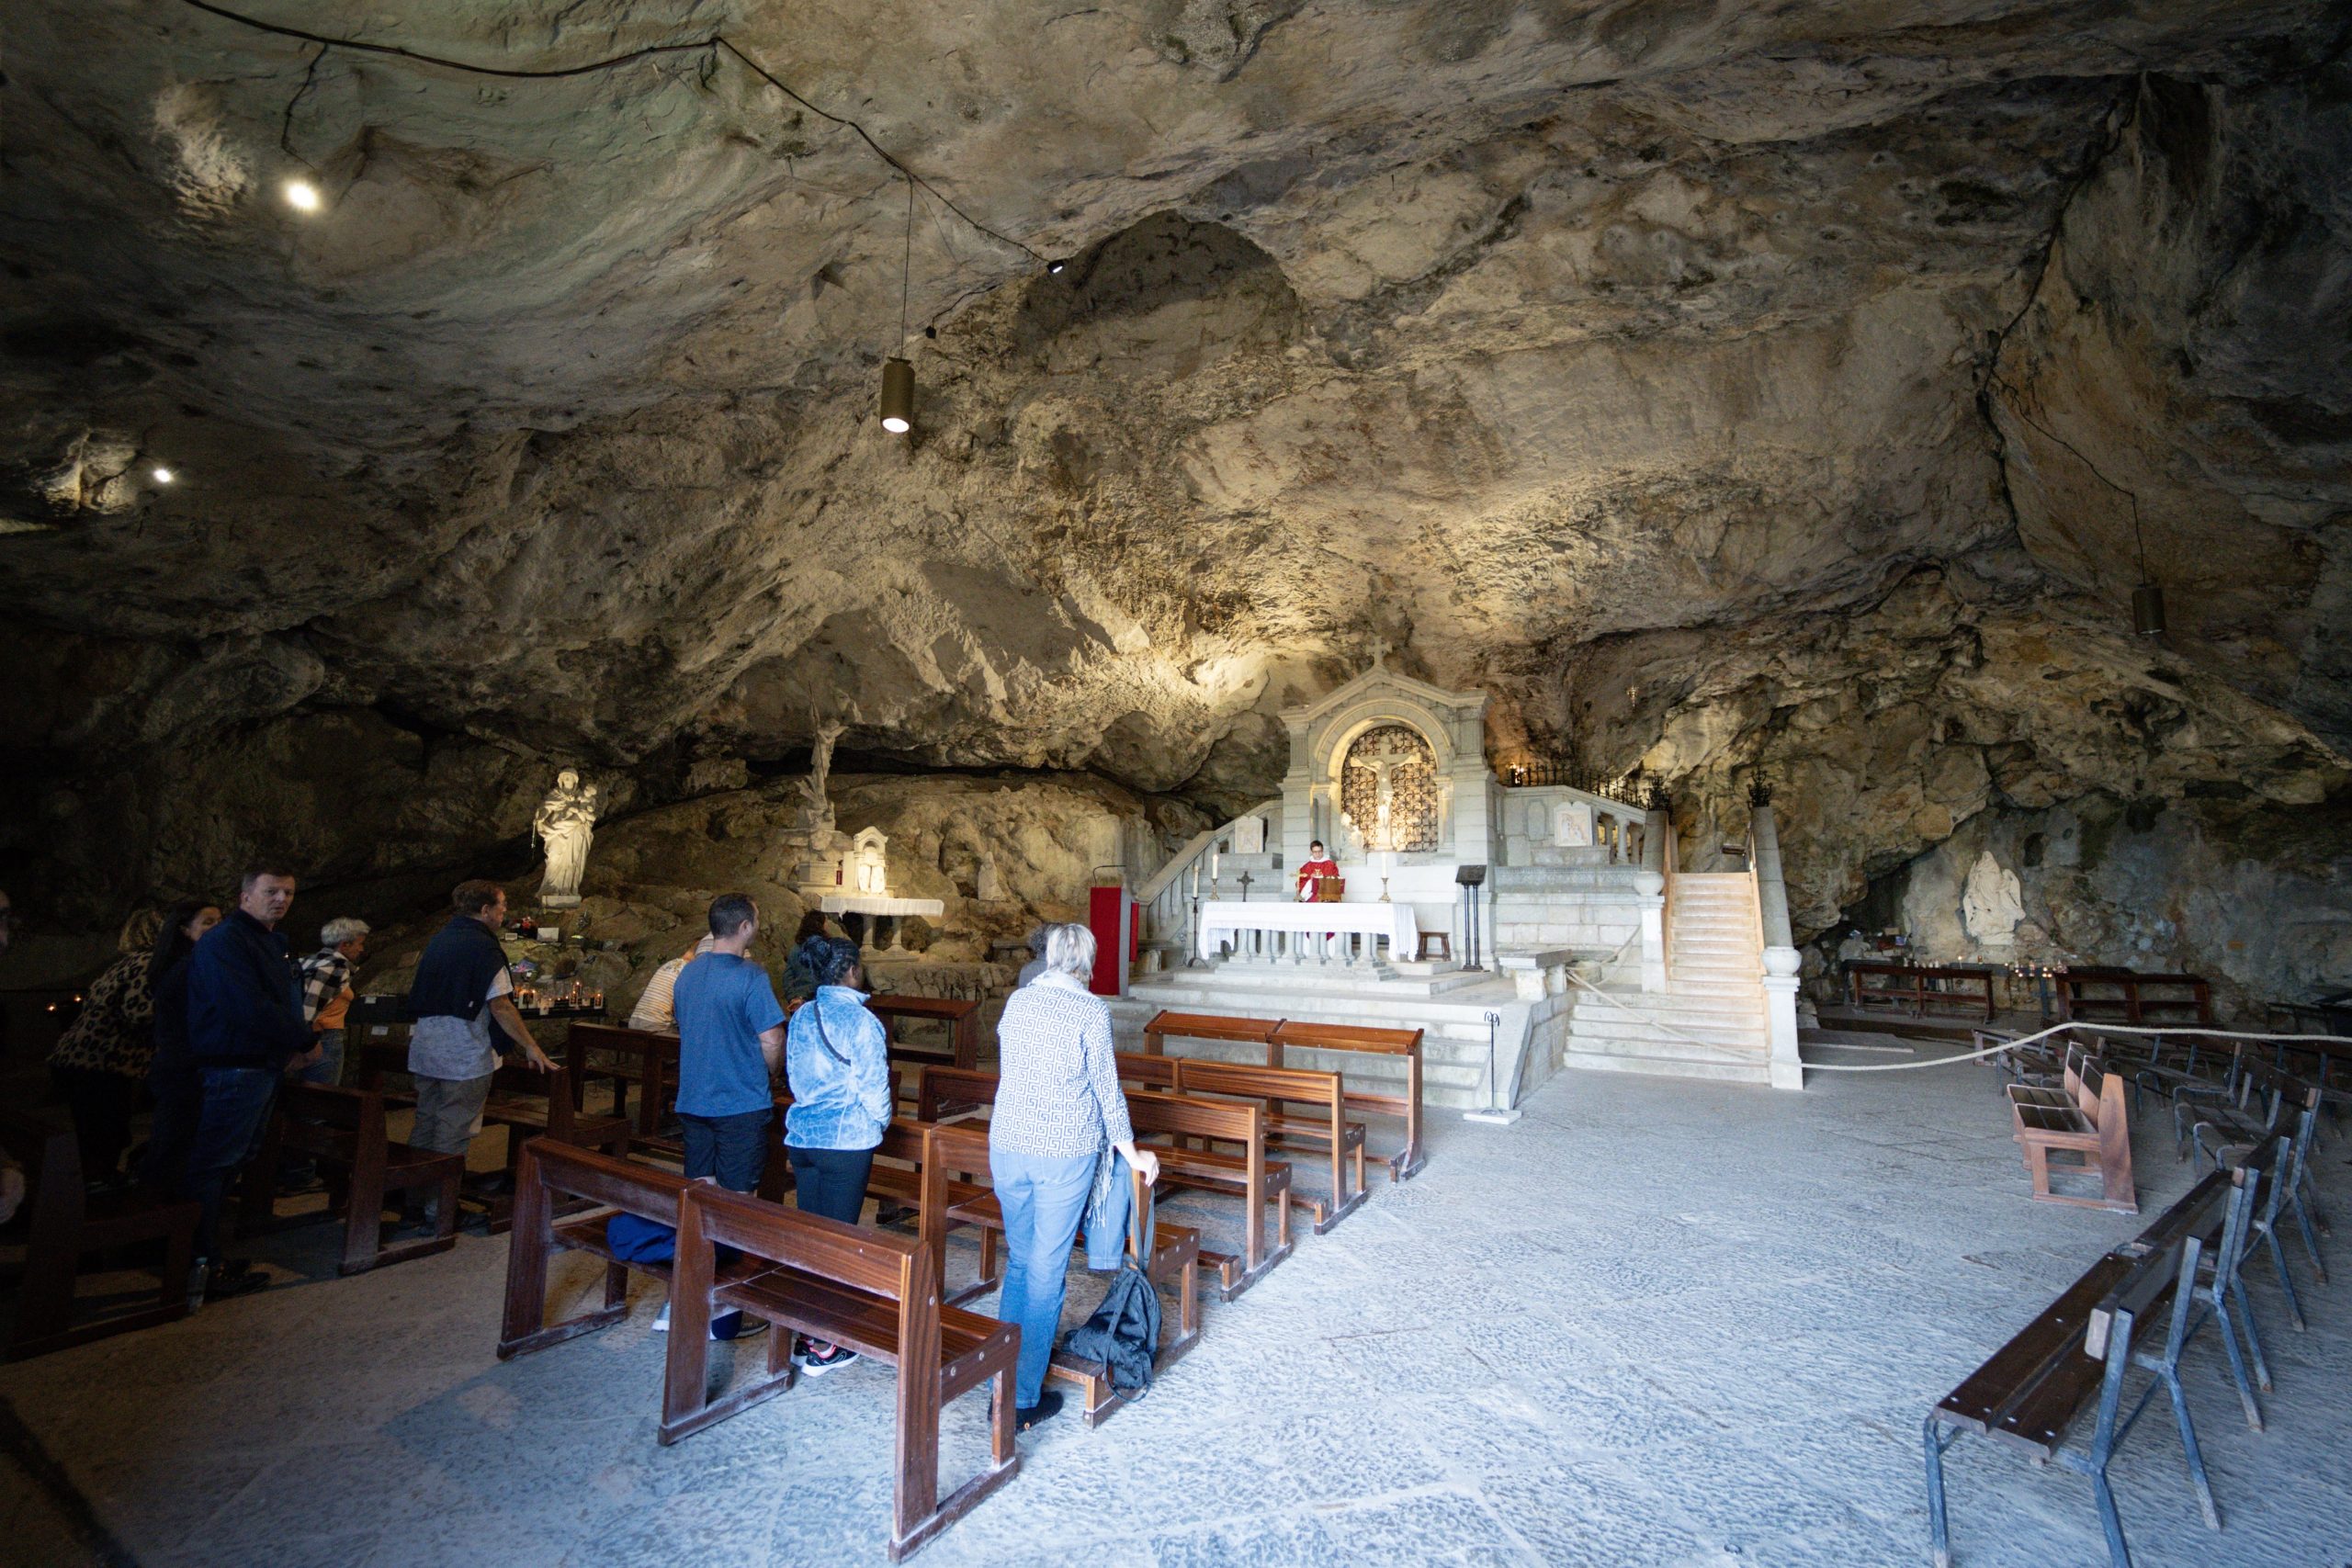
left=1295, top=840, right=1340, bottom=901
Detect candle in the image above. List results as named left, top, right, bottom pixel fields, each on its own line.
left=1211, top=849, right=1220, bottom=880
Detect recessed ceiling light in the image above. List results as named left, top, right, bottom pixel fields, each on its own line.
left=283, top=178, right=322, bottom=212
left=152, top=467, right=175, bottom=484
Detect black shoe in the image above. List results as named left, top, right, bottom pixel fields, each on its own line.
left=871, top=1202, right=916, bottom=1228
left=1015, top=1391, right=1064, bottom=1431
left=797, top=1343, right=858, bottom=1375
left=203, top=1266, right=269, bottom=1303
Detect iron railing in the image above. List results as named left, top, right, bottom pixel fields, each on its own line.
left=1496, top=761, right=1662, bottom=808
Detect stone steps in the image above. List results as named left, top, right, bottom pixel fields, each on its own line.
left=1563, top=1049, right=1773, bottom=1085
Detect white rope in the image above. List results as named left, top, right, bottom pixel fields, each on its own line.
left=1561, top=958, right=2328, bottom=1073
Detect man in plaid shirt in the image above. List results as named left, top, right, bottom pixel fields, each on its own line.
left=297, top=917, right=370, bottom=1088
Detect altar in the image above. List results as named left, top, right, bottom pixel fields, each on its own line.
left=1197, top=898, right=1419, bottom=965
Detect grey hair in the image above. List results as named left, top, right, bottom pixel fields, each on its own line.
left=321, top=917, right=370, bottom=948
left=1042, top=921, right=1096, bottom=980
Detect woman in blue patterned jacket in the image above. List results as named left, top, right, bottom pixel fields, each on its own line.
left=989, top=922, right=1159, bottom=1430
left=783, top=932, right=895, bottom=1374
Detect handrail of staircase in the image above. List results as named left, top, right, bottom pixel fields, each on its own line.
left=1136, top=798, right=1280, bottom=942
left=1646, top=805, right=1675, bottom=978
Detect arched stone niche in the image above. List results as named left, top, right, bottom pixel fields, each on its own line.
left=1277, top=660, right=1494, bottom=876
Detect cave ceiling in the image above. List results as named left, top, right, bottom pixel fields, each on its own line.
left=4, top=0, right=2349, bottom=820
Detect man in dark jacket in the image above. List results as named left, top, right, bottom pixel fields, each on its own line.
left=182, top=864, right=309, bottom=1302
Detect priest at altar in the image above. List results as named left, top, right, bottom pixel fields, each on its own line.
left=1295, top=839, right=1340, bottom=900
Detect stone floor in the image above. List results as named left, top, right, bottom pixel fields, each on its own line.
left=2, top=1037, right=2346, bottom=1568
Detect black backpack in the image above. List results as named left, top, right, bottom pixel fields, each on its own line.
left=1062, top=1190, right=1162, bottom=1397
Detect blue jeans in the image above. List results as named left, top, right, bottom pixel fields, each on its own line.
left=989, top=1146, right=1095, bottom=1408
left=300, top=1029, right=345, bottom=1087
left=188, top=1066, right=280, bottom=1259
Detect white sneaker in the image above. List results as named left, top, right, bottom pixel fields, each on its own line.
left=652, top=1303, right=670, bottom=1333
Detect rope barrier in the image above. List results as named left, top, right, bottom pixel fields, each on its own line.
left=1560, top=956, right=2330, bottom=1073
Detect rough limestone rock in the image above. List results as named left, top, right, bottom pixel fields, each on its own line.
left=2, top=3, right=2347, bottom=1003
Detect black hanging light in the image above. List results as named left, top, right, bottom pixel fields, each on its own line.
left=878, top=174, right=915, bottom=434
left=2127, top=491, right=2165, bottom=637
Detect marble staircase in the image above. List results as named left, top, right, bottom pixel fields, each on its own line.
left=1561, top=872, right=1774, bottom=1085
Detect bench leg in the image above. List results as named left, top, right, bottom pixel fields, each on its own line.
left=2206, top=1285, right=2266, bottom=1428
left=2261, top=1224, right=2306, bottom=1331
left=2157, top=1366, right=2220, bottom=1529
left=2088, top=1470, right=2131, bottom=1568
left=1922, top=1416, right=1953, bottom=1568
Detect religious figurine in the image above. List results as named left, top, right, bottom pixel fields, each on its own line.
left=797, top=719, right=844, bottom=834
left=1295, top=838, right=1340, bottom=901
left=532, top=768, right=601, bottom=908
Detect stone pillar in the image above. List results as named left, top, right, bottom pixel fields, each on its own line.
left=1751, top=801, right=1804, bottom=1091
left=1634, top=869, right=1667, bottom=993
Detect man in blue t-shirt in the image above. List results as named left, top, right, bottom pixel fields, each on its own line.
left=672, top=891, right=787, bottom=1198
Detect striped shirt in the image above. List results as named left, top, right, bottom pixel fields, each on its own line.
left=989, top=972, right=1133, bottom=1159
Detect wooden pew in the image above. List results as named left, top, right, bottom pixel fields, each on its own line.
left=754, top=1114, right=978, bottom=1293
left=1267, top=1021, right=1427, bottom=1181
left=1923, top=1171, right=2229, bottom=1568
left=1170, top=1057, right=1365, bottom=1233
left=565, top=1022, right=684, bottom=1159
left=1845, top=960, right=1998, bottom=1021
left=918, top=1065, right=1293, bottom=1301
left=2055, top=969, right=2214, bottom=1027
left=356, top=1043, right=633, bottom=1234
left=922, top=1120, right=1202, bottom=1427
left=1141, top=1010, right=1280, bottom=1062
left=0, top=1107, right=198, bottom=1360
left=243, top=1084, right=465, bottom=1273
left=867, top=995, right=982, bottom=1072
left=504, top=1139, right=693, bottom=1357
left=2005, top=1050, right=2135, bottom=1213
left=664, top=1184, right=1020, bottom=1562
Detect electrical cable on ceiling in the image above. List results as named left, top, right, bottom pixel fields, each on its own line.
left=172, top=0, right=1047, bottom=265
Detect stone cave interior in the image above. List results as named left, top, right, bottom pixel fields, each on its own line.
left=0, top=3, right=2347, bottom=1566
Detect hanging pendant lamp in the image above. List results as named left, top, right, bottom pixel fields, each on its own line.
left=878, top=174, right=915, bottom=434
left=2127, top=493, right=2165, bottom=637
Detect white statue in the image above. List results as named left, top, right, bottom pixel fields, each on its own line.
left=533, top=769, right=601, bottom=908
left=798, top=720, right=844, bottom=834
left=1962, top=850, right=2025, bottom=947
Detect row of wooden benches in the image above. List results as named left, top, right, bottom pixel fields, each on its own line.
left=1932, top=1054, right=2334, bottom=1566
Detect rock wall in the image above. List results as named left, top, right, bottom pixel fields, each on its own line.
left=1831, top=794, right=2352, bottom=1020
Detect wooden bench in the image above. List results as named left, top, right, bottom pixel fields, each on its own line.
left=2006, top=1049, right=2135, bottom=1213
left=500, top=1138, right=761, bottom=1360
left=925, top=1120, right=1202, bottom=1427
left=1846, top=960, right=1997, bottom=1021
left=665, top=1183, right=1020, bottom=1561
left=1170, top=1057, right=1365, bottom=1234
left=565, top=1021, right=685, bottom=1158
left=1141, top=1010, right=1280, bottom=1063
left=242, top=1084, right=464, bottom=1273
left=918, top=1065, right=1294, bottom=1301
left=1267, top=1021, right=1426, bottom=1181
left=356, top=1045, right=633, bottom=1234
left=1923, top=1172, right=2228, bottom=1568
left=0, top=1107, right=198, bottom=1360
left=867, top=995, right=981, bottom=1074
left=753, top=1113, right=978, bottom=1292
left=2055, top=969, right=2213, bottom=1027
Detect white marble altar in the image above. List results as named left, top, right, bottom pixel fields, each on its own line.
left=1198, top=897, right=1419, bottom=964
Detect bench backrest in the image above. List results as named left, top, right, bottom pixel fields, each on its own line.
left=1114, top=1052, right=1181, bottom=1091
left=682, top=1182, right=928, bottom=1307
left=0, top=1108, right=81, bottom=1227
left=1142, top=1010, right=1281, bottom=1047
left=569, top=1021, right=679, bottom=1052
left=277, top=1082, right=390, bottom=1143
left=926, top=1118, right=993, bottom=1182
left=1172, top=1057, right=1342, bottom=1111
left=916, top=1065, right=1001, bottom=1122
left=1270, top=1021, right=1422, bottom=1055
left=520, top=1137, right=689, bottom=1224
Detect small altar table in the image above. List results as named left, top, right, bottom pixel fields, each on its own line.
left=1198, top=899, right=1418, bottom=964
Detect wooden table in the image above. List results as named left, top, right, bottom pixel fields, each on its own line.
left=2055, top=969, right=2213, bottom=1026
left=1843, top=961, right=1996, bottom=1021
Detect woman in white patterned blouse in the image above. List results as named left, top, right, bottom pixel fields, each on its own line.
left=989, top=922, right=1159, bottom=1429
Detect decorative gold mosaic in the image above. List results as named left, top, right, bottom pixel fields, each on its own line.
left=1340, top=724, right=1439, bottom=852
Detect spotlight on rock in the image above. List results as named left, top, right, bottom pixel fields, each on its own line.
left=2132, top=581, right=2166, bottom=637
left=283, top=178, right=322, bottom=213
left=878, top=356, right=914, bottom=434
left=151, top=467, right=175, bottom=484
left=1046, top=258, right=1068, bottom=275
